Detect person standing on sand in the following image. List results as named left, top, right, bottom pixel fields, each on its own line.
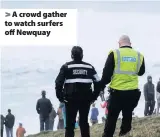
left=100, top=35, right=145, bottom=137
left=5, top=109, right=15, bottom=137
left=49, top=106, right=57, bottom=131
left=101, top=96, right=109, bottom=120
left=90, top=103, right=99, bottom=125
left=16, top=123, right=26, bottom=137
left=156, top=78, right=160, bottom=114
left=57, top=104, right=64, bottom=130
left=59, top=102, right=66, bottom=128
left=1, top=114, right=5, bottom=137
left=36, top=90, right=52, bottom=132
left=144, top=76, right=155, bottom=116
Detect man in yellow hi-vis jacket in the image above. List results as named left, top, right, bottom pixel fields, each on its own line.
left=101, top=35, right=145, bottom=137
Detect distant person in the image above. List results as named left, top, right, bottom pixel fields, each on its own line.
left=16, top=123, right=26, bottom=137
left=156, top=78, right=160, bottom=114
left=5, top=109, right=15, bottom=137
left=101, top=35, right=145, bottom=137
left=90, top=103, right=99, bottom=125
left=75, top=117, right=79, bottom=129
left=101, top=96, right=109, bottom=120
left=57, top=105, right=64, bottom=130
left=1, top=115, right=5, bottom=137
left=49, top=106, right=57, bottom=131
left=144, top=76, right=155, bottom=116
left=59, top=102, right=78, bottom=129
left=36, top=90, right=52, bottom=132
left=59, top=103, right=66, bottom=128
left=55, top=46, right=101, bottom=137
left=157, top=78, right=160, bottom=93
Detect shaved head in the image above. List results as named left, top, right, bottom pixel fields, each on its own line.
left=118, top=35, right=131, bottom=47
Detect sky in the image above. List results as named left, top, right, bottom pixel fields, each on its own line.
left=1, top=1, right=160, bottom=13
left=1, top=1, right=160, bottom=66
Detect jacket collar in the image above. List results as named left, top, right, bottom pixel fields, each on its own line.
left=120, top=46, right=132, bottom=49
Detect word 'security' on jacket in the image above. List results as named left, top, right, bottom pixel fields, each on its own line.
left=55, top=61, right=101, bottom=101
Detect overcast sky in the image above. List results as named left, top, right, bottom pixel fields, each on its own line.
left=1, top=1, right=160, bottom=13
left=1, top=1, right=160, bottom=70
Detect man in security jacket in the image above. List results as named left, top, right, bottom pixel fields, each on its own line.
left=101, top=35, right=145, bottom=137
left=55, top=46, right=101, bottom=137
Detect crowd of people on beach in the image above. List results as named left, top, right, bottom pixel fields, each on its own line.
left=1, top=76, right=160, bottom=137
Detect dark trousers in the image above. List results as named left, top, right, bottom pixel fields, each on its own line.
left=49, top=120, right=54, bottom=130
left=57, top=119, right=64, bottom=129
left=102, top=90, right=141, bottom=137
left=5, top=127, right=13, bottom=137
left=1, top=128, right=3, bottom=137
left=144, top=100, right=155, bottom=116
left=65, top=100, right=91, bottom=137
left=39, top=115, right=49, bottom=132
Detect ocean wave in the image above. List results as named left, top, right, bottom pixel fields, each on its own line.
left=1, top=68, right=58, bottom=76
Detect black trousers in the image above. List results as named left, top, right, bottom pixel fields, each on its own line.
left=102, top=90, right=141, bottom=137
left=65, top=100, right=91, bottom=137
left=144, top=100, right=155, bottom=116
left=1, top=128, right=3, bottom=137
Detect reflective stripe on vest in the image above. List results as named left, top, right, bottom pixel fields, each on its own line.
left=114, top=49, right=140, bottom=75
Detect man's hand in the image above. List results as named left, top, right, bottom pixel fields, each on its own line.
left=58, top=97, right=64, bottom=103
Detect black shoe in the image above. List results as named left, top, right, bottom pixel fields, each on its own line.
left=119, top=131, right=130, bottom=136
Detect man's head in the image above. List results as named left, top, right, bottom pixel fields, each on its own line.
left=118, top=35, right=131, bottom=47
left=19, top=123, right=23, bottom=127
left=71, top=46, right=83, bottom=61
left=8, top=109, right=11, bottom=113
left=147, top=75, right=152, bottom=83
left=41, top=90, right=46, bottom=97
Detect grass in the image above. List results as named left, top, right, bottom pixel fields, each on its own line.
left=27, top=116, right=160, bottom=137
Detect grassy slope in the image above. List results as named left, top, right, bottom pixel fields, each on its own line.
left=27, top=116, right=160, bottom=137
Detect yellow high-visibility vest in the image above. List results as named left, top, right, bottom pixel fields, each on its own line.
left=109, top=48, right=144, bottom=90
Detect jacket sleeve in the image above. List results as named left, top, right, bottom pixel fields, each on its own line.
left=138, top=57, right=145, bottom=76
left=55, top=64, right=67, bottom=100
left=48, top=100, right=52, bottom=114
left=5, top=115, right=8, bottom=126
left=153, top=84, right=155, bottom=101
left=156, top=82, right=158, bottom=92
left=16, top=129, right=18, bottom=137
left=53, top=109, right=57, bottom=118
left=101, top=51, right=115, bottom=90
left=157, top=82, right=160, bottom=93
left=36, top=100, right=40, bottom=114
left=91, top=67, right=101, bottom=100
left=24, top=129, right=26, bottom=134
left=144, top=84, right=148, bottom=101
left=13, top=115, right=15, bottom=125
